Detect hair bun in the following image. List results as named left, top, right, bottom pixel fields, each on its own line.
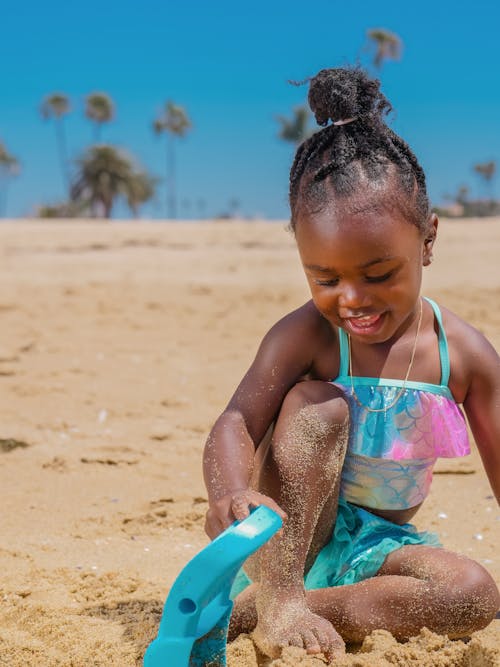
left=308, top=68, right=392, bottom=127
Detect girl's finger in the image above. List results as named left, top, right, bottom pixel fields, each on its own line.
left=253, top=494, right=288, bottom=521
left=231, top=498, right=251, bottom=521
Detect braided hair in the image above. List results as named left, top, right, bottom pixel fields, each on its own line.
left=289, top=68, right=430, bottom=232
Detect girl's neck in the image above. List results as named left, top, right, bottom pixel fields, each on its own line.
left=348, top=299, right=425, bottom=380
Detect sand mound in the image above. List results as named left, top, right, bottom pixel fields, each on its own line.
left=227, top=625, right=500, bottom=666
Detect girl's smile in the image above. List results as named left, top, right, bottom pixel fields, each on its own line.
left=342, top=312, right=386, bottom=337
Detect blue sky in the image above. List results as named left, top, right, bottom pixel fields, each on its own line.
left=1, top=0, right=499, bottom=219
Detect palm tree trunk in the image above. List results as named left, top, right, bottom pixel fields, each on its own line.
left=166, top=133, right=176, bottom=219
left=56, top=118, right=70, bottom=195
left=103, top=198, right=113, bottom=219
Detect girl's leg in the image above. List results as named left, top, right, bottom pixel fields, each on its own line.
left=231, top=545, right=500, bottom=644
left=243, top=380, right=350, bottom=660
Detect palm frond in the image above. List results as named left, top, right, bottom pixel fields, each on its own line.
left=473, top=161, right=496, bottom=181
left=276, top=106, right=313, bottom=144
left=366, top=28, right=402, bottom=69
left=40, top=93, right=70, bottom=119
left=71, top=145, right=156, bottom=218
left=85, top=92, right=115, bottom=123
left=0, top=142, right=20, bottom=177
left=153, top=101, right=192, bottom=137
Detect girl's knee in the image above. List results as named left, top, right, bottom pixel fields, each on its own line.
left=445, top=561, right=500, bottom=634
left=281, top=380, right=349, bottom=425
left=273, top=381, right=350, bottom=467
left=461, top=563, right=499, bottom=623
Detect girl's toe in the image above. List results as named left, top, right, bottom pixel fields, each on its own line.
left=291, top=633, right=305, bottom=648
left=303, top=632, right=322, bottom=654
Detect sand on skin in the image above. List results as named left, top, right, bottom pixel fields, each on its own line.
left=0, top=218, right=498, bottom=666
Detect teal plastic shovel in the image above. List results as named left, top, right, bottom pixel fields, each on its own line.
left=144, top=505, right=282, bottom=667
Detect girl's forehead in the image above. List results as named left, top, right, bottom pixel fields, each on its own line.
left=295, top=206, right=422, bottom=263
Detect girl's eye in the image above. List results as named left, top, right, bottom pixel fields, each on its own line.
left=315, top=278, right=339, bottom=287
left=365, top=272, right=393, bottom=283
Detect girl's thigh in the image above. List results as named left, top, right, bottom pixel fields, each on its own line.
left=378, top=544, right=499, bottom=603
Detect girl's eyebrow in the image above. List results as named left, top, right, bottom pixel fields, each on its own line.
left=304, top=257, right=399, bottom=273
left=359, top=256, right=399, bottom=269
left=303, top=263, right=336, bottom=273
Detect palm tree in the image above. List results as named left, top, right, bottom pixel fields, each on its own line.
left=71, top=145, right=156, bottom=219
left=85, top=92, right=115, bottom=142
left=0, top=142, right=20, bottom=217
left=276, top=106, right=313, bottom=145
left=366, top=29, right=402, bottom=69
left=473, top=161, right=496, bottom=205
left=153, top=101, right=192, bottom=219
left=126, top=170, right=157, bottom=218
left=40, top=93, right=71, bottom=192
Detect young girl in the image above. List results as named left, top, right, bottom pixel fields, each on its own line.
left=203, top=67, right=500, bottom=661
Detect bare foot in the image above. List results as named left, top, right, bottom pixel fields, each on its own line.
left=252, top=597, right=345, bottom=660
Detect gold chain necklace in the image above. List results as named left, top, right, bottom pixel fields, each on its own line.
left=348, top=298, right=423, bottom=413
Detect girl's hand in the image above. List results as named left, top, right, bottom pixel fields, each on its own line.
left=204, top=490, right=287, bottom=540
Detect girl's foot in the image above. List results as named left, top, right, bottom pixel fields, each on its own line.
left=252, top=596, right=345, bottom=660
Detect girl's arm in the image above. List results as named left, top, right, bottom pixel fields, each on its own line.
left=463, top=332, right=500, bottom=504
left=203, top=303, right=329, bottom=537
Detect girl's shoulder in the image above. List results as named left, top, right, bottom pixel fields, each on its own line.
left=439, top=302, right=495, bottom=352
left=270, top=299, right=335, bottom=339
left=261, top=300, right=340, bottom=380
left=439, top=302, right=499, bottom=400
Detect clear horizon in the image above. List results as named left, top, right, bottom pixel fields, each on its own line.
left=1, top=0, right=499, bottom=220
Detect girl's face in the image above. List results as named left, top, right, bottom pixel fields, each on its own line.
left=295, top=201, right=437, bottom=345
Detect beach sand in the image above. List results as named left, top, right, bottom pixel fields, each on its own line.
left=0, top=218, right=498, bottom=666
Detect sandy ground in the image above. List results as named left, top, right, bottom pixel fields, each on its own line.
left=0, top=218, right=498, bottom=666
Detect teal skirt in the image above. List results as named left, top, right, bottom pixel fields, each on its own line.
left=230, top=497, right=440, bottom=599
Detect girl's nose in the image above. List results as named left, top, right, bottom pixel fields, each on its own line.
left=338, top=284, right=371, bottom=311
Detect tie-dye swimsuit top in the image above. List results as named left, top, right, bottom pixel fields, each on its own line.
left=333, top=297, right=470, bottom=510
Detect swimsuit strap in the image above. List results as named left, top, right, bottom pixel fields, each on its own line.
left=337, top=327, right=350, bottom=378
left=423, top=296, right=450, bottom=386
left=336, top=297, right=451, bottom=387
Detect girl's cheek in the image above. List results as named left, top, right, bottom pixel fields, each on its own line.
left=311, top=288, right=337, bottom=316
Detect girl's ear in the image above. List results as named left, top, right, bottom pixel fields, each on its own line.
left=423, top=213, right=439, bottom=266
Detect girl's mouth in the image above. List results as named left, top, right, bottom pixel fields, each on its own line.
left=343, top=313, right=385, bottom=336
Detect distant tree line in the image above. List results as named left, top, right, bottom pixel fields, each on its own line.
left=36, top=92, right=192, bottom=219
left=1, top=28, right=497, bottom=219
left=434, top=161, right=499, bottom=218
